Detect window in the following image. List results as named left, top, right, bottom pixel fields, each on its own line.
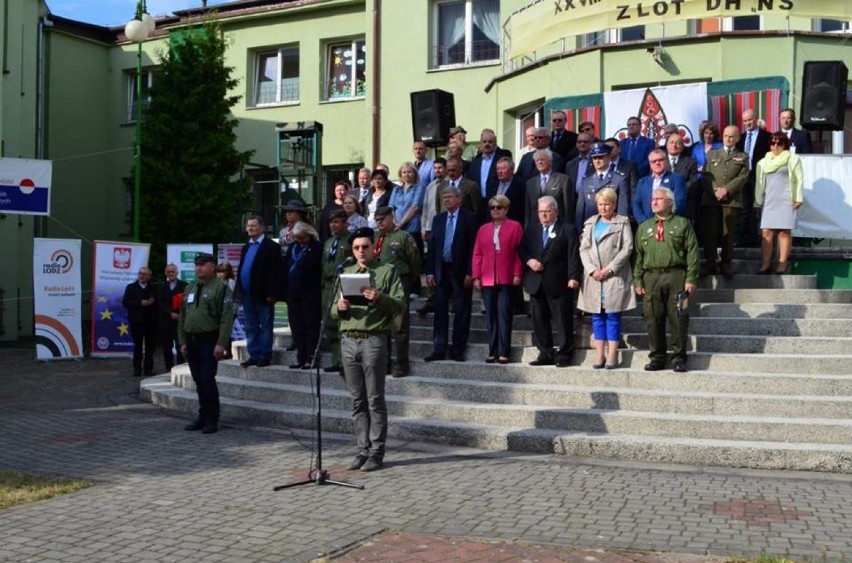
left=620, top=25, right=645, bottom=42
left=581, top=26, right=643, bottom=48
left=127, top=69, right=153, bottom=123
left=433, top=0, right=500, bottom=68
left=324, top=39, right=366, bottom=100
left=254, top=46, right=299, bottom=106
left=723, top=16, right=761, bottom=31
left=815, top=19, right=851, bottom=33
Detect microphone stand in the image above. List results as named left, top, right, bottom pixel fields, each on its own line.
left=274, top=262, right=363, bottom=491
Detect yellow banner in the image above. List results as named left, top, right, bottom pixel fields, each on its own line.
left=508, top=0, right=852, bottom=60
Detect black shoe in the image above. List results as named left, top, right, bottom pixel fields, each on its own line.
left=240, top=359, right=258, bottom=368
left=202, top=423, right=218, bottom=434
left=424, top=352, right=445, bottom=362
left=285, top=344, right=297, bottom=351
left=361, top=457, right=383, bottom=472
left=605, top=364, right=619, bottom=370
left=529, top=358, right=554, bottom=366
left=555, top=360, right=571, bottom=368
left=448, top=351, right=465, bottom=362
left=347, top=455, right=368, bottom=470
left=416, top=304, right=434, bottom=315
left=288, top=363, right=303, bottom=369
left=672, top=362, right=687, bottom=373
left=721, top=265, right=735, bottom=278
left=184, top=420, right=204, bottom=431
left=323, top=365, right=341, bottom=373
left=257, top=359, right=271, bottom=367
left=644, top=361, right=666, bottom=371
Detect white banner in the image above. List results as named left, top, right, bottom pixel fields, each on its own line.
left=166, top=243, right=214, bottom=283
left=0, top=157, right=52, bottom=215
left=90, top=240, right=151, bottom=357
left=603, top=83, right=708, bottom=148
left=33, top=238, right=82, bottom=360
left=796, top=155, right=852, bottom=240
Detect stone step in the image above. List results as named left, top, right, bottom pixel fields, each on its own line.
left=693, top=288, right=852, bottom=304
left=622, top=334, right=852, bottom=354
left=173, top=369, right=852, bottom=420
left=690, top=302, right=852, bottom=319
left=142, top=377, right=852, bottom=472
left=217, top=361, right=852, bottom=397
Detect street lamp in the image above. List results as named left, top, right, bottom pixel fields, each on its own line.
left=125, top=1, right=155, bottom=241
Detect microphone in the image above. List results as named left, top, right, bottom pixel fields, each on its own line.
left=337, top=257, right=356, bottom=272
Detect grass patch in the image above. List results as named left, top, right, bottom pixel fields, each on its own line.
left=0, top=470, right=93, bottom=509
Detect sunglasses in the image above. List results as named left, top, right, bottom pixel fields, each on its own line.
left=489, top=205, right=505, bottom=210
left=770, top=141, right=784, bottom=146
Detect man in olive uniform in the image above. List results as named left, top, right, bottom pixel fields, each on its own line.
left=373, top=206, right=422, bottom=377
left=178, top=253, right=235, bottom=434
left=321, top=210, right=352, bottom=373
left=700, top=125, right=749, bottom=277
left=333, top=227, right=406, bottom=472
left=634, top=187, right=699, bottom=373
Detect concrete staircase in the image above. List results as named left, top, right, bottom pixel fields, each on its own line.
left=141, top=265, right=852, bottom=473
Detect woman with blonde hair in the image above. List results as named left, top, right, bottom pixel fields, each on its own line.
left=577, top=188, right=636, bottom=369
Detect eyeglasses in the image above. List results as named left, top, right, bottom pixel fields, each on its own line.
left=580, top=126, right=593, bottom=131
left=489, top=205, right=505, bottom=210
left=352, top=244, right=371, bottom=250
left=650, top=158, right=666, bottom=163
left=770, top=141, right=784, bottom=146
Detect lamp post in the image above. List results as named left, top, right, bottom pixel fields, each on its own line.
left=125, top=1, right=155, bottom=241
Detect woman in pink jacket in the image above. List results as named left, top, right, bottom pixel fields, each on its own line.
left=472, top=195, right=524, bottom=364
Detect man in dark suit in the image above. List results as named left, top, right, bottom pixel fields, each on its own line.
left=445, top=157, right=482, bottom=218
left=235, top=214, right=284, bottom=367
left=466, top=128, right=512, bottom=219
left=621, top=116, right=656, bottom=178
left=519, top=195, right=581, bottom=367
left=565, top=132, right=595, bottom=198
left=736, top=109, right=771, bottom=247
left=494, top=156, right=526, bottom=226
left=158, top=263, right=188, bottom=370
left=423, top=186, right=477, bottom=362
left=516, top=127, right=566, bottom=182
left=525, top=149, right=573, bottom=228
left=779, top=108, right=814, bottom=154
left=122, top=267, right=159, bottom=377
left=549, top=110, right=579, bottom=163
left=665, top=134, right=699, bottom=221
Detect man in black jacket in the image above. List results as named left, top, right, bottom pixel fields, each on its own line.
left=122, top=267, right=159, bottom=376
left=158, top=263, right=188, bottom=370
left=235, top=215, right=284, bottom=367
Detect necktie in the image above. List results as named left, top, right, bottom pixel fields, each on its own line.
left=598, top=173, right=604, bottom=182
left=655, top=219, right=665, bottom=242
left=374, top=234, right=384, bottom=259
left=542, top=225, right=549, bottom=246
left=443, top=214, right=455, bottom=262
left=745, top=131, right=753, bottom=155
left=540, top=175, right=548, bottom=193
left=193, top=282, right=203, bottom=308
left=726, top=148, right=732, bottom=156
left=671, top=156, right=677, bottom=168
left=329, top=237, right=338, bottom=260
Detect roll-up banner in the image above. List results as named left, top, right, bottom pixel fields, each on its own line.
left=33, top=238, right=83, bottom=360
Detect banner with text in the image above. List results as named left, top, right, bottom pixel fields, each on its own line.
left=0, top=157, right=53, bottom=215
left=33, top=238, right=83, bottom=360
left=509, top=0, right=852, bottom=59
left=166, top=243, right=214, bottom=283
left=603, top=82, right=708, bottom=147
left=796, top=155, right=852, bottom=240
left=90, top=240, right=151, bottom=357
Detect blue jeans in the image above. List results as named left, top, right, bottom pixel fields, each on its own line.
left=341, top=334, right=388, bottom=459
left=184, top=334, right=220, bottom=424
left=242, top=295, right=274, bottom=362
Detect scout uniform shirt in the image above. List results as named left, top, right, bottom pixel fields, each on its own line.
left=178, top=277, right=235, bottom=348
left=633, top=214, right=699, bottom=287
left=332, top=259, right=406, bottom=333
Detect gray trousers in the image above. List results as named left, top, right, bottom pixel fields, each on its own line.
left=341, top=333, right=388, bottom=458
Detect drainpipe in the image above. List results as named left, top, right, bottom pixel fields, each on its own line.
left=370, top=0, right=381, bottom=165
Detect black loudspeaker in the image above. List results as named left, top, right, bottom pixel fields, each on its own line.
left=801, top=61, right=848, bottom=131
left=410, top=89, right=455, bottom=147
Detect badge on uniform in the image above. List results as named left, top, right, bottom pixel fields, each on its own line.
left=187, top=293, right=196, bottom=304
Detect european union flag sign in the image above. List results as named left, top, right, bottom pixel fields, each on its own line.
left=0, top=157, right=52, bottom=216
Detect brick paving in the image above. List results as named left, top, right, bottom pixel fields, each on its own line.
left=1, top=347, right=851, bottom=562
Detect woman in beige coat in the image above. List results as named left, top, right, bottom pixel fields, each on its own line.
left=577, top=188, right=636, bottom=369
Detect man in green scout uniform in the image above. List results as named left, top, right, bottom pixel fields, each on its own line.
left=178, top=252, right=235, bottom=434
left=700, top=125, right=749, bottom=278
left=373, top=205, right=422, bottom=378
left=634, top=187, right=699, bottom=373
left=321, top=210, right=352, bottom=373
left=333, top=227, right=406, bottom=472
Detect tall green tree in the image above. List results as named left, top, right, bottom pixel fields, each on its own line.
left=137, top=22, right=253, bottom=271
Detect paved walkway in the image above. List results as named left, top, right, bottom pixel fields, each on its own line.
left=1, top=347, right=850, bottom=562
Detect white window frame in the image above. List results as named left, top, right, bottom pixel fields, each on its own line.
left=126, top=69, right=153, bottom=123
left=813, top=19, right=851, bottom=34
left=253, top=45, right=300, bottom=107
left=323, top=38, right=366, bottom=101
left=514, top=106, right=543, bottom=158
left=431, top=0, right=500, bottom=69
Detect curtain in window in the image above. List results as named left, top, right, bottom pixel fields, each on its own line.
left=439, top=2, right=465, bottom=65
left=472, top=0, right=500, bottom=46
